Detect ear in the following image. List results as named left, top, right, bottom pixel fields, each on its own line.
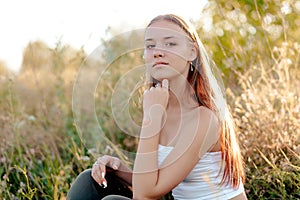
left=187, top=43, right=197, bottom=61
left=187, top=44, right=198, bottom=61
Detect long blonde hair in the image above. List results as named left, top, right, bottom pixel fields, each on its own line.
left=147, top=14, right=245, bottom=188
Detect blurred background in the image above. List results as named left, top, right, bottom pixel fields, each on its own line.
left=0, top=0, right=299, bottom=199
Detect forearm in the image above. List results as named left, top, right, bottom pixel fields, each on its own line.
left=133, top=135, right=160, bottom=175
left=132, top=111, right=163, bottom=198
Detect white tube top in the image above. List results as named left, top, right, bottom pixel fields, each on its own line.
left=158, top=144, right=244, bottom=200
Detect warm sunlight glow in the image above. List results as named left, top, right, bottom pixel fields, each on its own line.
left=0, top=0, right=208, bottom=72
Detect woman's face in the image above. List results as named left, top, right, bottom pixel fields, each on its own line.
left=144, top=20, right=196, bottom=82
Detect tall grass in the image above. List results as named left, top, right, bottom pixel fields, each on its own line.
left=227, top=41, right=300, bottom=199
left=1, top=43, right=299, bottom=200
left=0, top=32, right=299, bottom=200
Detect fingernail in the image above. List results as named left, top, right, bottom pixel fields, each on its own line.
left=112, top=164, right=118, bottom=170
left=99, top=181, right=107, bottom=189
left=101, top=172, right=105, bottom=179
left=102, top=181, right=107, bottom=188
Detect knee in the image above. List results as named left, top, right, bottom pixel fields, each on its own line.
left=102, top=195, right=132, bottom=200
left=70, top=168, right=94, bottom=188
left=76, top=169, right=93, bottom=182
left=67, top=169, right=96, bottom=200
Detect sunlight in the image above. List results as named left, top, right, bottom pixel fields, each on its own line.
left=0, top=0, right=208, bottom=72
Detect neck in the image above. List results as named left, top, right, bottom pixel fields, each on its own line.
left=167, top=76, right=198, bottom=112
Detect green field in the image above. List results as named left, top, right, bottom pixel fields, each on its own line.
left=0, top=1, right=299, bottom=199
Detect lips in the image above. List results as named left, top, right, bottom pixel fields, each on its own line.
left=152, top=61, right=169, bottom=67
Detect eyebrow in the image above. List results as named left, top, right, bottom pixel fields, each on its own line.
left=145, top=36, right=178, bottom=41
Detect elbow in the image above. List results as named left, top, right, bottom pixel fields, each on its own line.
left=133, top=189, right=150, bottom=200
left=133, top=194, right=159, bottom=200
left=133, top=189, right=162, bottom=200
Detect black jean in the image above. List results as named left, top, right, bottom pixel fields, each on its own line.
left=66, top=169, right=132, bottom=200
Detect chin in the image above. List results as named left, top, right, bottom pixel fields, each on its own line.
left=150, top=70, right=170, bottom=81
left=150, top=75, right=167, bottom=82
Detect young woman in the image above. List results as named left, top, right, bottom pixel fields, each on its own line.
left=67, top=14, right=247, bottom=200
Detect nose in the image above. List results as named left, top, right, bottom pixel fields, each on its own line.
left=153, top=49, right=165, bottom=58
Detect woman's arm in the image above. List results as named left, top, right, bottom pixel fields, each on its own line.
left=132, top=106, right=164, bottom=194
left=133, top=79, right=169, bottom=199
left=133, top=107, right=220, bottom=199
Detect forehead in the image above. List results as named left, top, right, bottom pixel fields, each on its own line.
left=145, top=20, right=188, bottom=40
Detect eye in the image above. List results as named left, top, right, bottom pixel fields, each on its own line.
left=165, top=42, right=177, bottom=47
left=146, top=44, right=155, bottom=49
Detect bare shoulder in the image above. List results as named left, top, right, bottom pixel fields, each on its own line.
left=195, top=106, right=219, bottom=125
left=197, top=106, right=215, bottom=114
left=193, top=106, right=220, bottom=141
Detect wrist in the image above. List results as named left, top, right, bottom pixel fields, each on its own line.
left=142, top=112, right=164, bottom=128
left=143, top=104, right=165, bottom=123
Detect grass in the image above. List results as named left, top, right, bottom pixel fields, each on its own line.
left=0, top=42, right=299, bottom=200
left=0, top=21, right=300, bottom=200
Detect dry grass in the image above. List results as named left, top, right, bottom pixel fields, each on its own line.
left=0, top=28, right=299, bottom=200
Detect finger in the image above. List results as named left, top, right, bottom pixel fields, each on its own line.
left=92, top=162, right=103, bottom=183
left=91, top=163, right=102, bottom=183
left=97, top=159, right=107, bottom=178
left=109, top=159, right=120, bottom=170
left=94, top=164, right=107, bottom=188
left=108, top=159, right=118, bottom=170
left=143, top=89, right=149, bottom=94
left=150, top=86, right=155, bottom=91
left=97, top=157, right=109, bottom=186
left=101, top=172, right=107, bottom=188
left=162, top=79, right=169, bottom=90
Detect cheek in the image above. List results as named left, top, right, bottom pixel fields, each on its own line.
left=143, top=50, right=153, bottom=61
left=143, top=51, right=153, bottom=71
left=170, top=52, right=189, bottom=64
left=167, top=48, right=190, bottom=61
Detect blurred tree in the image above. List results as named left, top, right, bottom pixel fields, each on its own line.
left=20, top=40, right=86, bottom=73
left=196, top=1, right=300, bottom=199
left=51, top=40, right=86, bottom=72
left=21, top=40, right=52, bottom=72
left=92, top=28, right=145, bottom=151
left=0, top=60, right=10, bottom=76
left=197, top=0, right=300, bottom=84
